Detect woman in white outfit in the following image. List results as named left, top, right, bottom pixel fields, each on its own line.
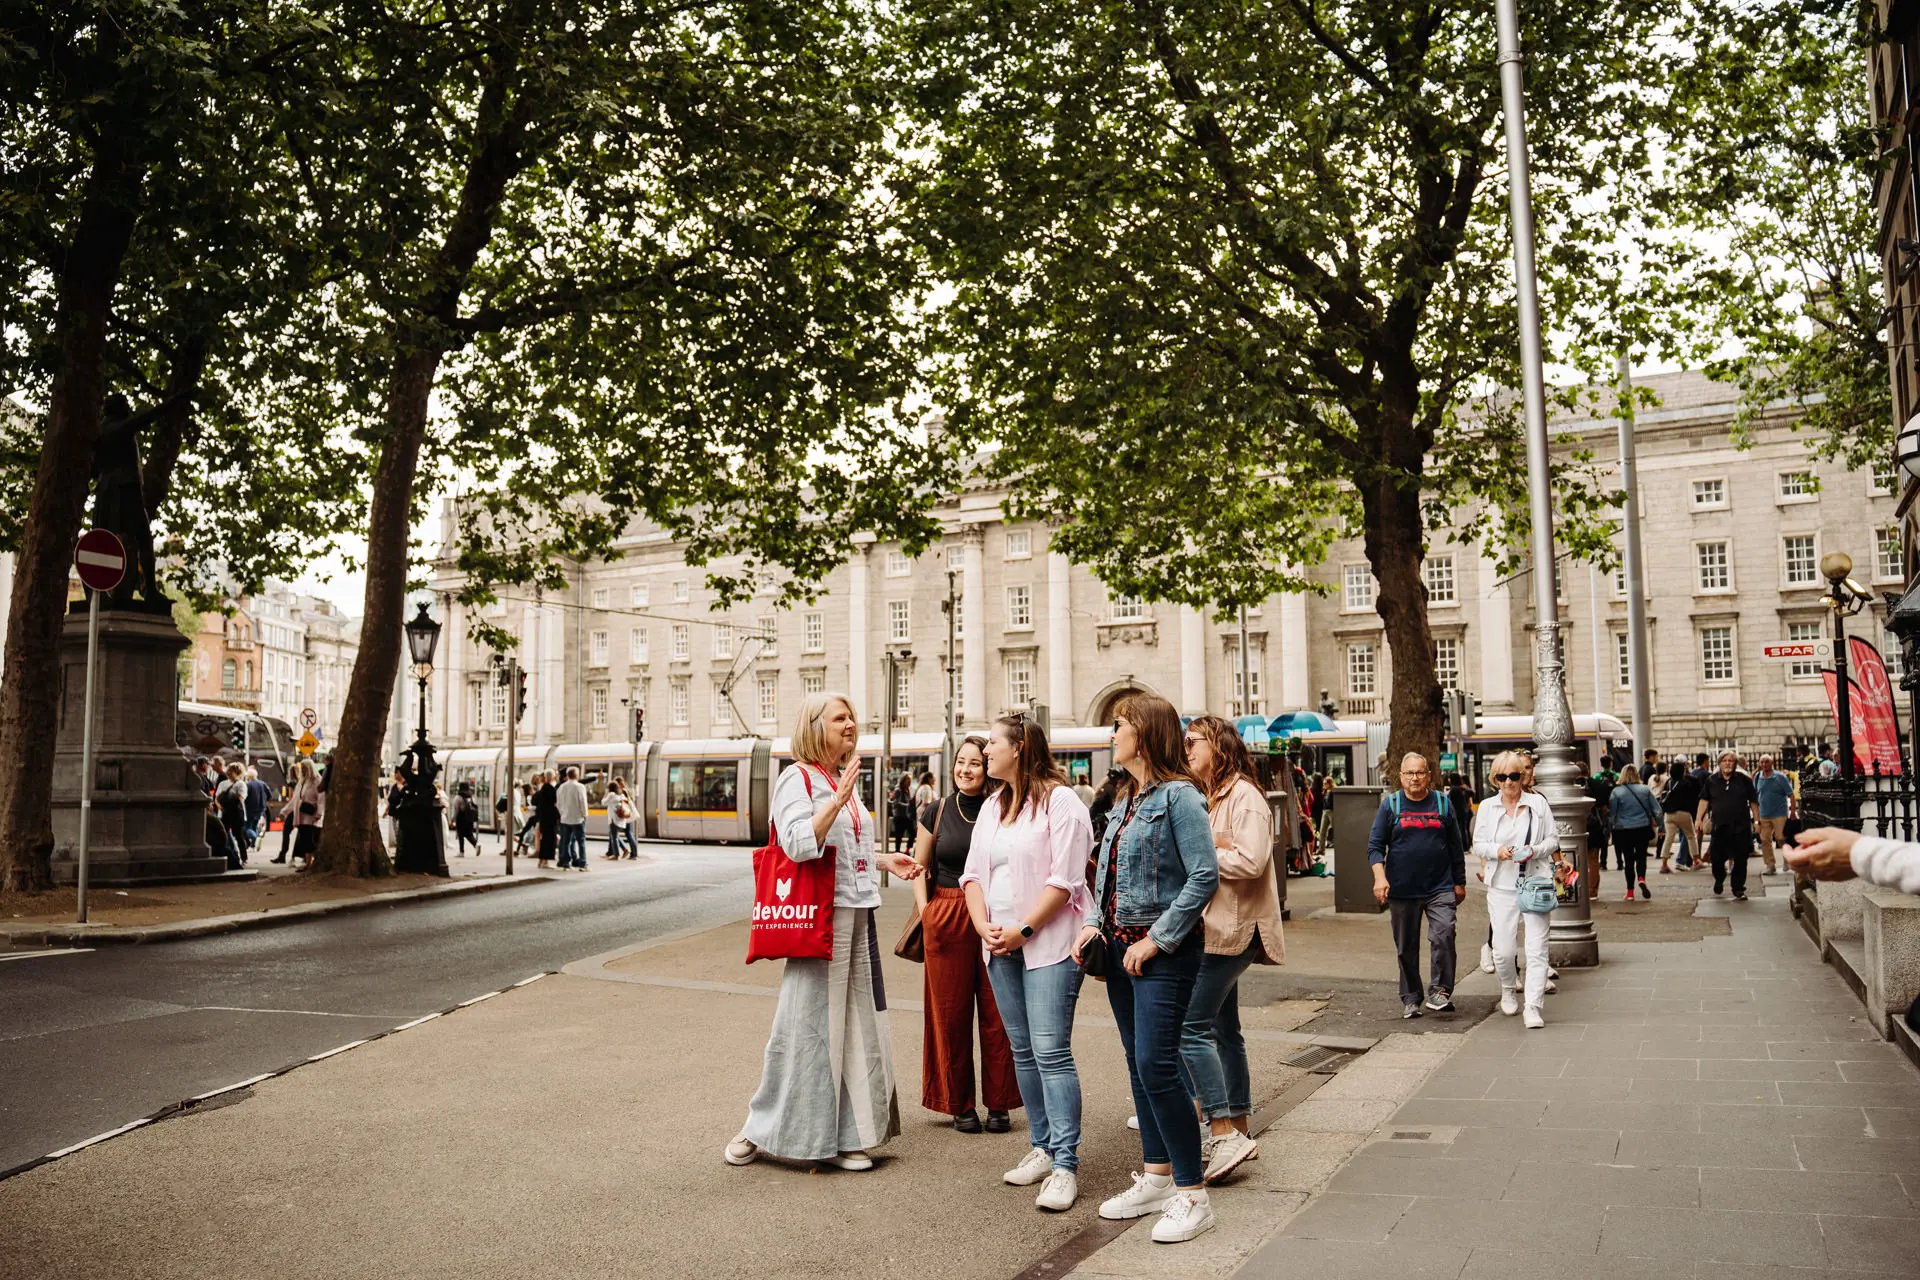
left=1471, top=751, right=1558, bottom=1028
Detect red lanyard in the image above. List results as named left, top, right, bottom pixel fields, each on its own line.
left=809, top=765, right=862, bottom=845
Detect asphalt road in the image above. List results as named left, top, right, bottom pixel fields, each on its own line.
left=0, top=844, right=754, bottom=1173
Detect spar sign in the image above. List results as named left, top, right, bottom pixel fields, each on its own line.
left=1823, top=637, right=1905, bottom=775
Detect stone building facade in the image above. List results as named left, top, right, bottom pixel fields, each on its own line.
left=426, top=371, right=1901, bottom=761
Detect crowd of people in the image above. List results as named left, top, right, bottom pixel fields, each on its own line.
left=191, top=754, right=326, bottom=869
left=724, top=690, right=1285, bottom=1247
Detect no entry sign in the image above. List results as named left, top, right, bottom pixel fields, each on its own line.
left=74, top=529, right=127, bottom=594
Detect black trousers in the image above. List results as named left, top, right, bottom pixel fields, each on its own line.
left=1710, top=823, right=1751, bottom=895
left=1614, top=827, right=1652, bottom=891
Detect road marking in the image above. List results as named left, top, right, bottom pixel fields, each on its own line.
left=192, top=1072, right=277, bottom=1101
left=46, top=1118, right=152, bottom=1159
left=511, top=972, right=548, bottom=987
left=392, top=1012, right=442, bottom=1031
left=456, top=990, right=502, bottom=1008
left=0, top=948, right=95, bottom=962
left=198, top=1006, right=405, bottom=1019
left=307, top=1039, right=370, bottom=1062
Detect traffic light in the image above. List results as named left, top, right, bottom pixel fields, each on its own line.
left=515, top=669, right=528, bottom=723
left=631, top=705, right=646, bottom=744
left=231, top=719, right=248, bottom=753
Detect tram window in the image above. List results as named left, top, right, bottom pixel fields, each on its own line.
left=668, top=762, right=740, bottom=812
left=582, top=769, right=608, bottom=805
left=1058, top=755, right=1093, bottom=786
left=1326, top=755, right=1350, bottom=786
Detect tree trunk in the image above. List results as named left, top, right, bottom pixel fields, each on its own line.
left=1363, top=468, right=1444, bottom=779
left=141, top=334, right=211, bottom=516
left=0, top=152, right=143, bottom=892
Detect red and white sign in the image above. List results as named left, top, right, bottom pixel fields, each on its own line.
left=73, top=529, right=126, bottom=593
left=1761, top=640, right=1832, bottom=664
left=1823, top=637, right=1905, bottom=775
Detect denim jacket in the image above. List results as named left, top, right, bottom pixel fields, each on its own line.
left=1094, top=779, right=1219, bottom=954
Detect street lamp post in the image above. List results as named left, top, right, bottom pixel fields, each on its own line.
left=1494, top=0, right=1596, bottom=965
left=398, top=602, right=448, bottom=876
left=1822, top=553, right=1870, bottom=780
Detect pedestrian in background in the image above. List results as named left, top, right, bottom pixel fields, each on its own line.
left=217, top=763, right=250, bottom=866
left=1608, top=765, right=1660, bottom=900
left=1753, top=755, right=1795, bottom=877
left=1077, top=692, right=1219, bottom=1245
left=1657, top=757, right=1701, bottom=874
left=964, top=715, right=1091, bottom=1212
left=727, top=692, right=921, bottom=1173
left=1178, top=715, right=1281, bottom=1185
left=281, top=759, right=324, bottom=867
left=1369, top=753, right=1464, bottom=1020
left=914, top=735, right=1017, bottom=1136
left=1473, top=751, right=1557, bottom=1028
left=914, top=770, right=938, bottom=829
left=605, top=778, right=639, bottom=859
left=556, top=767, right=589, bottom=870
left=889, top=773, right=916, bottom=855
left=533, top=772, right=559, bottom=869
left=1696, top=749, right=1759, bottom=900
left=243, top=767, right=270, bottom=852
left=451, top=781, right=480, bottom=857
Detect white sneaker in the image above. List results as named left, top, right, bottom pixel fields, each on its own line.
left=1151, top=1190, right=1216, bottom=1243
left=1544, top=978, right=1559, bottom=994
left=1523, top=1007, right=1545, bottom=1029
left=1100, top=1170, right=1176, bottom=1220
left=1479, top=943, right=1495, bottom=974
left=1199, top=1132, right=1219, bottom=1166
left=1499, top=990, right=1519, bottom=1016
left=1127, top=1114, right=1140, bottom=1130
left=723, top=1134, right=758, bottom=1166
left=1036, top=1169, right=1078, bottom=1211
left=1203, top=1130, right=1258, bottom=1183
left=1004, top=1146, right=1053, bottom=1186
left=821, top=1150, right=873, bottom=1171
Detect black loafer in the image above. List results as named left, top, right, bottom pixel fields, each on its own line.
left=953, top=1109, right=982, bottom=1133
left=984, top=1110, right=1011, bottom=1133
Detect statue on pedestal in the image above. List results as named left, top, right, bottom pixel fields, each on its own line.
left=89, top=394, right=164, bottom=609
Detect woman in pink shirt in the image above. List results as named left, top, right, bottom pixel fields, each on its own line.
left=962, top=714, right=1092, bottom=1213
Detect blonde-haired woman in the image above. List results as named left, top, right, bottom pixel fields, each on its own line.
left=1471, top=750, right=1558, bottom=1028
left=280, top=759, right=324, bottom=868
left=727, top=692, right=922, bottom=1172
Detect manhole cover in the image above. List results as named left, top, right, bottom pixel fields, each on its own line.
left=1281, top=1045, right=1348, bottom=1072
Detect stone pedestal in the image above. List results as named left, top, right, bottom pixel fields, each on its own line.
left=51, top=606, right=226, bottom=885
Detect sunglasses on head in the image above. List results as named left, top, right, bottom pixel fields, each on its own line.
left=1492, top=772, right=1524, bottom=782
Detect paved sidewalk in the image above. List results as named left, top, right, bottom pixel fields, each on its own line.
left=1235, top=887, right=1920, bottom=1278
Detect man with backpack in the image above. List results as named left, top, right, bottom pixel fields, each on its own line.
left=1368, top=753, right=1467, bottom=1020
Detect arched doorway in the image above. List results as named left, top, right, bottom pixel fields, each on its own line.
left=1086, top=679, right=1160, bottom=729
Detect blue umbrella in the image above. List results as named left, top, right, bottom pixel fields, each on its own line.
left=1234, top=715, right=1271, bottom=747
left=1267, top=710, right=1339, bottom=736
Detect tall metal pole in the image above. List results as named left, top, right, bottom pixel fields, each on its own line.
left=1617, top=353, right=1654, bottom=760
left=75, top=588, right=101, bottom=924
left=504, top=655, right=517, bottom=875
left=1834, top=609, right=1855, bottom=780
left=944, top=569, right=958, bottom=796
left=1238, top=606, right=1253, bottom=718
left=1496, top=0, right=1596, bottom=965
left=880, top=650, right=897, bottom=886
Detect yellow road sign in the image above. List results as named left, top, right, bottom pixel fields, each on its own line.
left=297, top=730, right=319, bottom=756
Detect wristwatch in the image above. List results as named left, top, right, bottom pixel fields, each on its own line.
left=1019, top=923, right=1035, bottom=939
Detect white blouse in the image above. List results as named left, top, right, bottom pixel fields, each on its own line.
left=772, top=762, right=879, bottom=909
left=1469, top=791, right=1558, bottom=892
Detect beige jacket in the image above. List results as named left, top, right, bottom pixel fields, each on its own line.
left=1203, top=777, right=1284, bottom=962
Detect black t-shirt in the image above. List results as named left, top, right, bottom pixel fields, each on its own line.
left=1702, top=771, right=1758, bottom=829
left=922, top=791, right=986, bottom=888
left=1662, top=771, right=1700, bottom=814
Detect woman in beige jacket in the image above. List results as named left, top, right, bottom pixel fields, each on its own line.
left=1179, top=715, right=1282, bottom=1184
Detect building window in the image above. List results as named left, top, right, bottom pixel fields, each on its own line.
left=1110, top=593, right=1147, bottom=621
left=758, top=675, right=777, bottom=723
left=1777, top=470, right=1816, bottom=502
left=1342, top=563, right=1374, bottom=611
left=630, top=584, right=649, bottom=607
left=888, top=599, right=911, bottom=642
left=1696, top=541, right=1730, bottom=592
left=471, top=682, right=487, bottom=730
left=713, top=682, right=734, bottom=732
left=1787, top=620, right=1823, bottom=680
left=222, top=658, right=236, bottom=690
left=1423, top=556, right=1456, bottom=605
left=886, top=548, right=912, bottom=577
left=803, top=612, right=824, bottom=653
left=591, top=587, right=610, bottom=609
left=670, top=678, right=690, bottom=725
left=756, top=615, right=778, bottom=656
left=802, top=672, right=825, bottom=696
left=672, top=579, right=689, bottom=603
left=490, top=679, right=508, bottom=727
left=1229, top=648, right=1264, bottom=716
left=1615, top=631, right=1632, bottom=690
left=950, top=664, right=964, bottom=720
left=1346, top=643, right=1376, bottom=696
left=1691, top=477, right=1727, bottom=509
left=590, top=686, right=608, bottom=729
left=590, top=630, right=609, bottom=667
left=947, top=544, right=966, bottom=571
left=1877, top=526, right=1904, bottom=581
left=1006, top=584, right=1032, bottom=629
left=1005, top=530, right=1032, bottom=560
left=1871, top=459, right=1897, bottom=495
left=1783, top=535, right=1817, bottom=586
left=1612, top=563, right=1627, bottom=597
left=671, top=624, right=690, bottom=661
left=1709, top=736, right=1739, bottom=757
left=713, top=624, right=733, bottom=659
left=630, top=628, right=648, bottom=665
left=891, top=664, right=911, bottom=718
left=1700, top=626, right=1735, bottom=685
left=1882, top=627, right=1907, bottom=680
left=1006, top=655, right=1034, bottom=708
left=1434, top=637, right=1460, bottom=690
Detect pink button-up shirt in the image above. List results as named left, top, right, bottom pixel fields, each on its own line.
left=959, top=785, right=1092, bottom=969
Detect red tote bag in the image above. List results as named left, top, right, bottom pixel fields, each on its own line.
left=745, top=769, right=836, bottom=963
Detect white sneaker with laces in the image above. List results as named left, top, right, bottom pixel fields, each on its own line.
left=1499, top=990, right=1519, bottom=1016
left=723, top=1134, right=758, bottom=1166
left=1479, top=943, right=1496, bottom=974
left=1151, top=1190, right=1216, bottom=1243
left=1099, top=1171, right=1176, bottom=1220
left=1199, top=1133, right=1219, bottom=1166
left=1523, top=1006, right=1545, bottom=1029
left=821, top=1150, right=873, bottom=1171
left=1035, top=1169, right=1078, bottom=1211
left=1004, top=1146, right=1053, bottom=1186
left=1203, top=1130, right=1258, bottom=1183
left=1126, top=1114, right=1140, bottom=1130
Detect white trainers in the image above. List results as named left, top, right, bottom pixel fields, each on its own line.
left=1035, top=1169, right=1078, bottom=1211
left=1479, top=943, right=1496, bottom=974
left=1100, top=1170, right=1177, bottom=1220
left=1005, top=1146, right=1053, bottom=1186
left=723, top=1134, right=758, bottom=1166
left=1203, top=1130, right=1258, bottom=1183
left=1126, top=1114, right=1140, bottom=1130
left=1151, top=1190, right=1216, bottom=1243
left=1499, top=990, right=1519, bottom=1016
left=821, top=1150, right=873, bottom=1171
left=1523, top=1006, right=1545, bottom=1029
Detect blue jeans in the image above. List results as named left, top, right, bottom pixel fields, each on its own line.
left=987, top=954, right=1084, bottom=1173
left=1106, top=937, right=1204, bottom=1186
left=609, top=824, right=638, bottom=857
left=558, top=823, right=586, bottom=867
left=1179, top=940, right=1260, bottom=1121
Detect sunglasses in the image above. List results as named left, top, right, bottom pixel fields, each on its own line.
left=1492, top=772, right=1524, bottom=783
left=1184, top=734, right=1205, bottom=747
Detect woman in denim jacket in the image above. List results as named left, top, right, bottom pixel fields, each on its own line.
left=1072, top=692, right=1220, bottom=1244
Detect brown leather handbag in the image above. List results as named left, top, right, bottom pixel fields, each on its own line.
left=893, top=796, right=942, bottom=962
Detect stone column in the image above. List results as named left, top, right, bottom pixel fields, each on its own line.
left=1179, top=605, right=1206, bottom=713
left=1479, top=547, right=1516, bottom=705
left=849, top=543, right=870, bottom=718
left=1048, top=551, right=1073, bottom=724
left=541, top=598, right=566, bottom=740
left=1279, top=591, right=1310, bottom=709
left=962, top=529, right=986, bottom=726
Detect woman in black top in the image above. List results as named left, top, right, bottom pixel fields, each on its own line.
left=914, top=736, right=1019, bottom=1133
